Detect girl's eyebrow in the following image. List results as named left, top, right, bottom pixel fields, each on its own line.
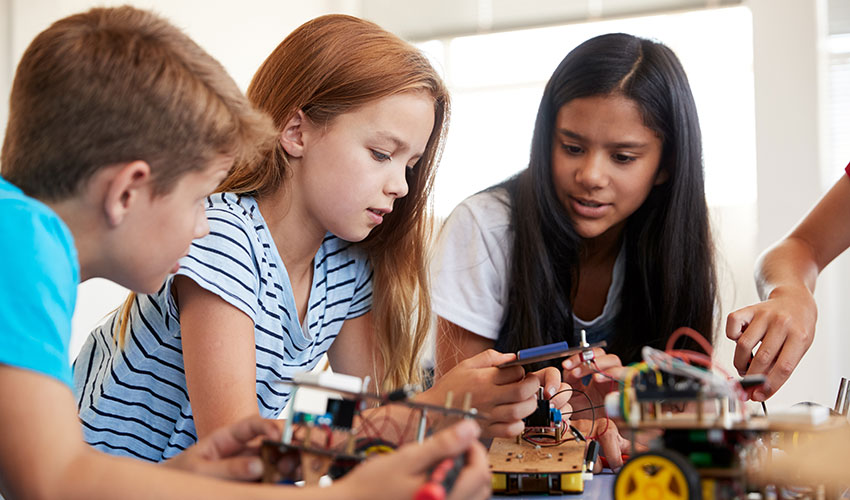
left=374, top=131, right=409, bottom=151
left=557, top=128, right=649, bottom=150
left=375, top=130, right=428, bottom=158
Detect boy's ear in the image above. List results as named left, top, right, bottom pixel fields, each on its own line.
left=279, top=109, right=307, bottom=158
left=103, top=161, right=152, bottom=227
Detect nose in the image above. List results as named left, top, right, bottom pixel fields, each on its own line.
left=574, top=152, right=607, bottom=190
left=385, top=162, right=410, bottom=199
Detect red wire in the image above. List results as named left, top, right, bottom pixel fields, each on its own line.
left=323, top=424, right=333, bottom=448
left=357, top=412, right=381, bottom=439
left=666, top=326, right=714, bottom=356
left=398, top=406, right=418, bottom=443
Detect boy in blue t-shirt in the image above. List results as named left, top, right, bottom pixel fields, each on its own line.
left=0, top=6, right=488, bottom=500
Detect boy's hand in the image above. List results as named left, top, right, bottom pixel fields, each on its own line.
left=162, top=416, right=280, bottom=481
left=333, top=420, right=490, bottom=500
left=726, top=285, right=816, bottom=401
left=424, top=349, right=540, bottom=437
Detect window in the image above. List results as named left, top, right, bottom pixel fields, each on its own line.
left=417, top=6, right=756, bottom=218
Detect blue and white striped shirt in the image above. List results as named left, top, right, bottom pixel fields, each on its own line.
left=73, top=193, right=372, bottom=461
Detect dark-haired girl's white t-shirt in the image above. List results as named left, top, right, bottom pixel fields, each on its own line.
left=430, top=189, right=623, bottom=346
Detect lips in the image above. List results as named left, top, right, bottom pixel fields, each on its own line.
left=569, top=196, right=610, bottom=218
left=367, top=207, right=391, bottom=225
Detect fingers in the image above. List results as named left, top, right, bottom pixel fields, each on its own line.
left=483, top=420, right=526, bottom=438
left=458, top=349, right=524, bottom=385
left=561, top=348, right=607, bottom=372
left=745, top=327, right=786, bottom=378
left=527, top=367, right=561, bottom=397
left=597, top=421, right=625, bottom=470
left=485, top=374, right=540, bottom=408
left=205, top=416, right=281, bottom=458
left=754, top=337, right=807, bottom=401
left=484, top=397, right=538, bottom=437
left=464, top=349, right=516, bottom=370
left=548, top=382, right=573, bottom=412
left=732, top=315, right=769, bottom=376
left=562, top=350, right=623, bottom=384
left=447, top=440, right=491, bottom=500
left=191, top=455, right=266, bottom=481
left=492, top=365, right=527, bottom=385
left=725, top=306, right=754, bottom=341
left=401, top=420, right=482, bottom=473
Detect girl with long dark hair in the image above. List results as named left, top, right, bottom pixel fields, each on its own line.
left=432, top=33, right=718, bottom=468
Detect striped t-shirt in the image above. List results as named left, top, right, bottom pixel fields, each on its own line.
left=72, top=193, right=372, bottom=461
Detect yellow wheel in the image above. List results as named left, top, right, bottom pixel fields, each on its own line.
left=361, top=444, right=394, bottom=456
left=614, top=450, right=701, bottom=500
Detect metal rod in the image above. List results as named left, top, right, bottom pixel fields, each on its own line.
left=416, top=408, right=428, bottom=443
left=835, top=377, right=848, bottom=414
left=843, top=384, right=850, bottom=417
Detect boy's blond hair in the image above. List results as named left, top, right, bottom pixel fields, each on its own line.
left=2, top=6, right=275, bottom=200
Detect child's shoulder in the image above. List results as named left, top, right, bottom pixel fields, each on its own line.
left=1, top=177, right=53, bottom=216
left=447, top=188, right=512, bottom=231
left=204, top=192, right=257, bottom=222
left=0, top=178, right=74, bottom=252
left=0, top=178, right=78, bottom=294
left=202, top=192, right=267, bottom=241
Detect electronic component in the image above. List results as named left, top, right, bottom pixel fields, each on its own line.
left=523, top=387, right=563, bottom=429
left=263, top=371, right=480, bottom=486
left=584, top=440, right=599, bottom=472
left=605, top=327, right=848, bottom=499
left=499, top=340, right=607, bottom=368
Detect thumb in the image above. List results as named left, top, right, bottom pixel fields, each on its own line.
left=191, top=456, right=266, bottom=481
left=398, top=420, right=481, bottom=475
left=466, top=349, right=515, bottom=369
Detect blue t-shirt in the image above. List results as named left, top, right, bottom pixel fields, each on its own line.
left=0, top=177, right=78, bottom=387
left=74, top=193, right=373, bottom=461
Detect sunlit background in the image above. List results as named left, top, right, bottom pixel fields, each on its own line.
left=1, top=0, right=848, bottom=411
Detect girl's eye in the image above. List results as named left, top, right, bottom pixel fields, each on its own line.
left=561, top=144, right=583, bottom=155
left=370, top=149, right=391, bottom=162
left=613, top=153, right=636, bottom=164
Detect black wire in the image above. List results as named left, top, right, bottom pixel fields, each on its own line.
left=550, top=387, right=596, bottom=438
left=561, top=404, right=606, bottom=416
left=761, top=400, right=768, bottom=417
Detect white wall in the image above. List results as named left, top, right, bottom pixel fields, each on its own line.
left=743, top=0, right=848, bottom=409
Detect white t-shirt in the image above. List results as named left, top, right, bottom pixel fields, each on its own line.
left=431, top=189, right=623, bottom=345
